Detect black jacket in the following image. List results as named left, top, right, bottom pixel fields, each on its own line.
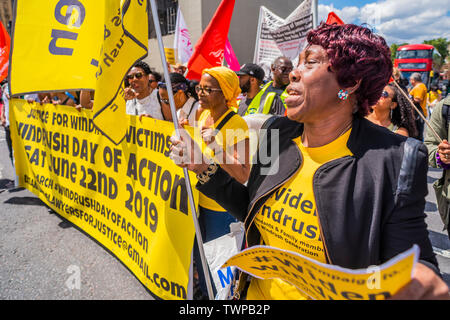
left=198, top=116, right=439, bottom=294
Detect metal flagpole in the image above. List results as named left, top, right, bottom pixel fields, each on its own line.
left=253, top=6, right=263, bottom=63
left=312, top=0, right=319, bottom=28
left=148, top=0, right=215, bottom=300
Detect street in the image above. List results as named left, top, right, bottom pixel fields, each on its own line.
left=0, top=127, right=449, bottom=299
left=0, top=128, right=154, bottom=300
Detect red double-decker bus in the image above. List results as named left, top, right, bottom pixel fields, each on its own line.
left=394, top=44, right=442, bottom=89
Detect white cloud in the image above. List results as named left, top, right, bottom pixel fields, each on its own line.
left=319, top=0, right=450, bottom=45
left=318, top=4, right=360, bottom=24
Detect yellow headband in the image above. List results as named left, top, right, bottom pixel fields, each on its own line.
left=202, top=66, right=241, bottom=109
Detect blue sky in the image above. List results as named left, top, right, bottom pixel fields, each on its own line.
left=321, top=0, right=374, bottom=7
left=317, top=0, right=450, bottom=45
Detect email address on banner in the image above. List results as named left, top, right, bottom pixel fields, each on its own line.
left=125, top=242, right=188, bottom=299
left=58, top=200, right=148, bottom=254
left=44, top=184, right=149, bottom=255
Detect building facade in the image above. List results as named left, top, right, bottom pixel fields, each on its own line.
left=0, top=0, right=13, bottom=32
left=145, top=0, right=302, bottom=72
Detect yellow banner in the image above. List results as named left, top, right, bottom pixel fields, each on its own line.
left=223, top=245, right=419, bottom=300
left=92, top=0, right=149, bottom=145
left=10, top=99, right=197, bottom=300
left=9, top=0, right=104, bottom=95
left=165, top=48, right=176, bottom=65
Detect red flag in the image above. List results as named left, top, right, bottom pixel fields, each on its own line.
left=0, top=21, right=10, bottom=83
left=186, top=0, right=236, bottom=80
left=326, top=12, right=344, bottom=25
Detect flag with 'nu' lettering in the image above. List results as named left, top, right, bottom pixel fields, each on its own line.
left=9, top=0, right=104, bottom=95
left=92, top=0, right=149, bottom=145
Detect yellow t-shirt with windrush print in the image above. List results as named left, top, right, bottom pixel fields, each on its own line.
left=246, top=129, right=353, bottom=300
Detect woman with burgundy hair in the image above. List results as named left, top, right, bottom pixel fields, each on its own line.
left=170, top=23, right=449, bottom=300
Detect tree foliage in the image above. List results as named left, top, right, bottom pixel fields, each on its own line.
left=390, top=43, right=408, bottom=64
left=423, top=38, right=449, bottom=60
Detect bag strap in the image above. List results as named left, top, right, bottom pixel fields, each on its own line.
left=442, top=97, right=450, bottom=132
left=214, top=110, right=236, bottom=135
left=187, top=99, right=197, bottom=119
left=396, top=137, right=421, bottom=195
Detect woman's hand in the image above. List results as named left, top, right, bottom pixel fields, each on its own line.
left=389, top=263, right=449, bottom=300
left=40, top=95, right=50, bottom=104
left=179, top=118, right=189, bottom=127
left=169, top=128, right=209, bottom=175
left=438, top=139, right=450, bottom=164
left=201, top=126, right=216, bottom=146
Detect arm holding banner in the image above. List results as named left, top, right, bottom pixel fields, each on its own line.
left=78, top=90, right=94, bottom=110
left=379, top=142, right=449, bottom=299
left=170, top=132, right=250, bottom=223
left=390, top=263, right=449, bottom=300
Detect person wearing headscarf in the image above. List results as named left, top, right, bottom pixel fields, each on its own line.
left=188, top=66, right=251, bottom=299
left=170, top=24, right=448, bottom=300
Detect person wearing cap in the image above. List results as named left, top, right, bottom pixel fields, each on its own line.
left=238, top=57, right=292, bottom=116
left=235, top=63, right=266, bottom=116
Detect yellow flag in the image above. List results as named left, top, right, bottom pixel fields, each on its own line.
left=92, top=0, right=149, bottom=145
left=9, top=0, right=104, bottom=95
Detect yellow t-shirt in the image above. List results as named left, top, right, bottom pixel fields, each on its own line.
left=428, top=90, right=441, bottom=104
left=198, top=108, right=249, bottom=211
left=409, top=83, right=428, bottom=117
left=246, top=129, right=353, bottom=300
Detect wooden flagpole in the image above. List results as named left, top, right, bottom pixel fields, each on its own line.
left=391, top=80, right=442, bottom=143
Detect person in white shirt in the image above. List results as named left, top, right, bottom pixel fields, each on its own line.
left=157, top=72, right=201, bottom=126
left=124, top=61, right=163, bottom=119
left=0, top=82, right=12, bottom=166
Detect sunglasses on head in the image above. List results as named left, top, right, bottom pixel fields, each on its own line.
left=158, top=81, right=188, bottom=92
left=126, top=72, right=144, bottom=80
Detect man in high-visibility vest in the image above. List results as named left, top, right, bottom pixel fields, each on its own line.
left=237, top=56, right=292, bottom=116
left=236, top=63, right=265, bottom=116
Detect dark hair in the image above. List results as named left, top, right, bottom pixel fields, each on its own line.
left=133, top=60, right=151, bottom=75
left=307, top=23, right=393, bottom=117
left=162, top=72, right=198, bottom=100
left=271, top=56, right=292, bottom=68
left=389, top=83, right=418, bottom=138
left=150, top=70, right=162, bottom=82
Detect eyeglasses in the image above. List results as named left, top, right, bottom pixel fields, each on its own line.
left=126, top=72, right=144, bottom=80
left=195, top=85, right=222, bottom=95
left=274, top=66, right=293, bottom=74
left=149, top=79, right=157, bottom=83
